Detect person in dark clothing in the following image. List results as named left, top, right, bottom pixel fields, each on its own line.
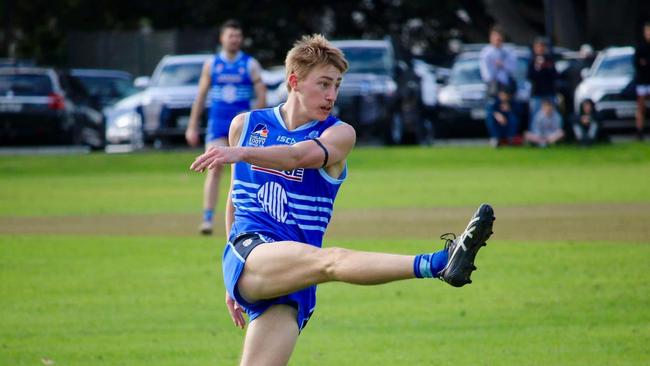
left=527, top=37, right=558, bottom=124
left=634, top=22, right=650, bottom=140
left=485, top=89, right=520, bottom=147
left=572, top=99, right=600, bottom=146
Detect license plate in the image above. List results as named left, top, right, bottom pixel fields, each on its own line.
left=177, top=116, right=190, bottom=128
left=615, top=107, right=635, bottom=118
left=470, top=108, right=486, bottom=120
left=0, top=103, right=23, bottom=112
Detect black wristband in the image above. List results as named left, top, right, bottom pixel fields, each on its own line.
left=312, top=138, right=329, bottom=168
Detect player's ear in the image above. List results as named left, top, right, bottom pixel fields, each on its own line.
left=288, top=73, right=299, bottom=92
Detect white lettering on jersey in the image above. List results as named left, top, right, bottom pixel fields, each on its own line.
left=257, top=182, right=288, bottom=223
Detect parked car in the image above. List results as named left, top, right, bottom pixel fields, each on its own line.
left=436, top=47, right=531, bottom=137
left=0, top=67, right=104, bottom=148
left=574, top=46, right=647, bottom=131
left=105, top=54, right=211, bottom=148
left=331, top=39, right=426, bottom=145
left=68, top=69, right=137, bottom=111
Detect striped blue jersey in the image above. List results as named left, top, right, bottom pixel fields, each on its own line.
left=209, top=51, right=254, bottom=110
left=229, top=105, right=347, bottom=247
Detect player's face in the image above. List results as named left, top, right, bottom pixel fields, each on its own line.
left=221, top=28, right=243, bottom=53
left=296, top=64, right=342, bottom=121
left=644, top=26, right=650, bottom=42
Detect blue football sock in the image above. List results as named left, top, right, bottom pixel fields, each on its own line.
left=203, top=209, right=214, bottom=223
left=413, top=249, right=448, bottom=278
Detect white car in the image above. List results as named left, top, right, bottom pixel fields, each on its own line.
left=105, top=54, right=211, bottom=148
left=574, top=46, right=646, bottom=130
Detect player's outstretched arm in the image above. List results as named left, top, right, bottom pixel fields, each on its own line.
left=190, top=116, right=356, bottom=172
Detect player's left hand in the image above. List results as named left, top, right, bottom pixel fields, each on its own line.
left=225, top=291, right=246, bottom=329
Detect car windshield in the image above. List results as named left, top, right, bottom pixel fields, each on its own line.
left=340, top=47, right=392, bottom=75
left=74, top=75, right=137, bottom=100
left=0, top=74, right=53, bottom=96
left=592, top=54, right=633, bottom=77
left=449, top=56, right=529, bottom=85
left=153, top=62, right=203, bottom=87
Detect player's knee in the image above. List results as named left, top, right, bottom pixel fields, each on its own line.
left=322, top=247, right=349, bottom=281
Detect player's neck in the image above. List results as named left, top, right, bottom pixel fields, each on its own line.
left=222, top=49, right=240, bottom=61
left=280, top=99, right=312, bottom=131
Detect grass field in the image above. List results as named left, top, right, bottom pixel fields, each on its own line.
left=1, top=143, right=649, bottom=365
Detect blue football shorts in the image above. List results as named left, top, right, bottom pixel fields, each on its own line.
left=206, top=103, right=249, bottom=142
left=222, top=232, right=317, bottom=331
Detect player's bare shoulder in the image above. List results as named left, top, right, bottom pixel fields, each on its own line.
left=322, top=121, right=356, bottom=149
left=228, top=113, right=248, bottom=147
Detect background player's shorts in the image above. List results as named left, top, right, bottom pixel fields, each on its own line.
left=636, top=84, right=650, bottom=97
left=206, top=103, right=249, bottom=142
left=222, top=233, right=317, bottom=331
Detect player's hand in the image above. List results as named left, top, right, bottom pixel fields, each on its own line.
left=185, top=126, right=200, bottom=147
left=225, top=291, right=246, bottom=329
left=190, top=146, right=242, bottom=172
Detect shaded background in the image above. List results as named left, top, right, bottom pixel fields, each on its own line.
left=2, top=0, right=650, bottom=76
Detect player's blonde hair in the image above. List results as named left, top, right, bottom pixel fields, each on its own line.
left=284, top=34, right=348, bottom=92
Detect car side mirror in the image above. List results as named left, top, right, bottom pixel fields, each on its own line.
left=134, top=76, right=150, bottom=89
left=580, top=67, right=590, bottom=80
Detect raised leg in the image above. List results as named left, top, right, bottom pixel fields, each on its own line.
left=238, top=242, right=415, bottom=302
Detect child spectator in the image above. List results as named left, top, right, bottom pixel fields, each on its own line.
left=572, top=99, right=600, bottom=146
left=525, top=99, right=564, bottom=147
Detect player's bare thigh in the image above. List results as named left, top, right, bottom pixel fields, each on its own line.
left=237, top=241, right=328, bottom=302
left=240, top=304, right=299, bottom=366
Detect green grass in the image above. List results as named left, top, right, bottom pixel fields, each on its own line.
left=1, top=236, right=648, bottom=365
left=1, top=143, right=650, bottom=365
left=1, top=143, right=649, bottom=216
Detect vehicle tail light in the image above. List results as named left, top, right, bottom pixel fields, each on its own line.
left=48, top=93, right=66, bottom=110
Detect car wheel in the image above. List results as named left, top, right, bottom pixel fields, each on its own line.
left=385, top=111, right=404, bottom=145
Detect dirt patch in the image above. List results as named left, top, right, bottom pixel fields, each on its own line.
left=0, top=203, right=648, bottom=243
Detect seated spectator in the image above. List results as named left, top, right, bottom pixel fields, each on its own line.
left=525, top=99, right=564, bottom=147
left=486, top=89, right=521, bottom=147
left=572, top=99, right=600, bottom=146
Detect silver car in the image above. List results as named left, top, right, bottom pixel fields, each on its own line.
left=105, top=54, right=211, bottom=148
left=574, top=46, right=648, bottom=130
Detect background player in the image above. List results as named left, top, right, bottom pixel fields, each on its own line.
left=185, top=19, right=267, bottom=234
left=191, top=34, right=495, bottom=366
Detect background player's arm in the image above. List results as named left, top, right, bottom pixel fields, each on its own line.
left=249, top=59, right=267, bottom=109
left=185, top=59, right=212, bottom=147
left=190, top=118, right=356, bottom=172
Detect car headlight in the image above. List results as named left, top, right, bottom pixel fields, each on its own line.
left=110, top=111, right=142, bottom=130
left=438, top=88, right=462, bottom=106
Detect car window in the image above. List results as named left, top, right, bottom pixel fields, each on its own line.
left=153, top=62, right=203, bottom=87
left=0, top=74, right=53, bottom=96
left=339, top=47, right=392, bottom=75
left=449, top=58, right=482, bottom=85
left=74, top=75, right=136, bottom=99
left=592, top=54, right=633, bottom=77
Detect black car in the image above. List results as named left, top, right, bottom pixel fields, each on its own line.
left=68, top=69, right=137, bottom=111
left=0, top=67, right=104, bottom=148
left=331, top=39, right=426, bottom=145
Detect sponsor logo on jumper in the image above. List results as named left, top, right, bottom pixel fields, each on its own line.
left=257, top=181, right=288, bottom=223
left=248, top=123, right=269, bottom=146
left=277, top=135, right=297, bottom=145
left=217, top=74, right=243, bottom=83
left=252, top=165, right=304, bottom=182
